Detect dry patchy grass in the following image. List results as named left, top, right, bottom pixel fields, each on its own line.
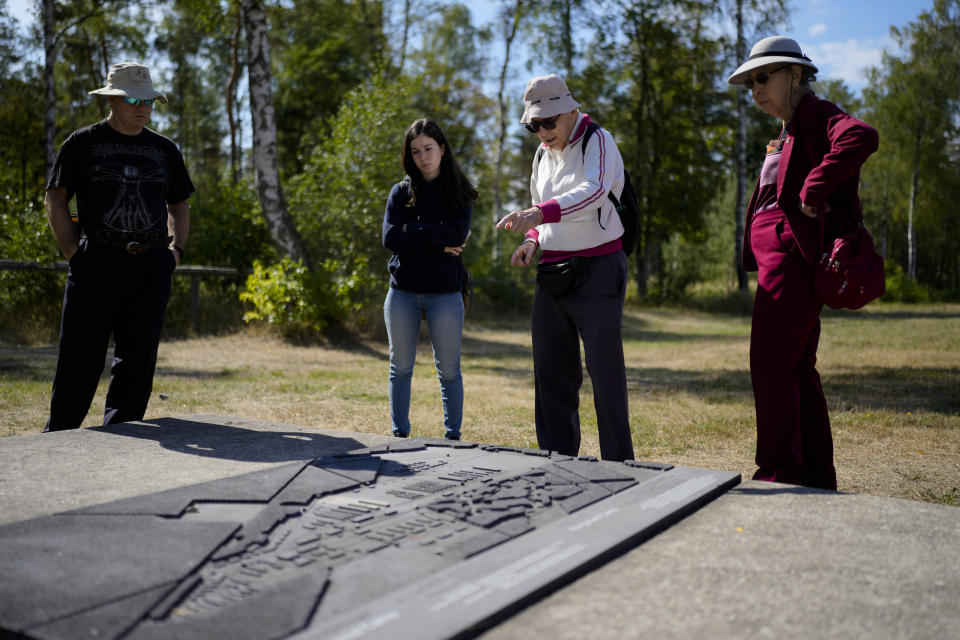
left=2, top=303, right=958, bottom=505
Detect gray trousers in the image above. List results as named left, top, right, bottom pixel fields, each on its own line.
left=531, top=251, right=634, bottom=461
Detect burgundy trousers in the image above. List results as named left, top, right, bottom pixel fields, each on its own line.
left=749, top=209, right=837, bottom=490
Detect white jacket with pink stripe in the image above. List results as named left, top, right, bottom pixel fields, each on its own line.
left=528, top=113, right=625, bottom=253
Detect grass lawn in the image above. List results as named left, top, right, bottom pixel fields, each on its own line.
left=2, top=302, right=958, bottom=506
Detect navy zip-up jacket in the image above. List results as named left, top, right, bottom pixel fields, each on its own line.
left=382, top=178, right=472, bottom=293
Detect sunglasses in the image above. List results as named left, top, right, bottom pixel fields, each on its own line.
left=524, top=115, right=560, bottom=133
left=122, top=97, right=155, bottom=106
left=744, top=65, right=791, bottom=90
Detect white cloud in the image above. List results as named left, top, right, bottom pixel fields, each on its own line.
left=808, top=23, right=828, bottom=37
left=806, top=37, right=893, bottom=90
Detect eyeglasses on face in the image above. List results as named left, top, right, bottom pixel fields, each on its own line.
left=744, top=65, right=791, bottom=90
left=122, top=96, right=155, bottom=106
left=524, top=115, right=561, bottom=133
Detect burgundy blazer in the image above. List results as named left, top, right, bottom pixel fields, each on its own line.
left=743, top=93, right=879, bottom=270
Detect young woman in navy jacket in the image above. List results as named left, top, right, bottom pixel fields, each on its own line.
left=382, top=119, right=477, bottom=440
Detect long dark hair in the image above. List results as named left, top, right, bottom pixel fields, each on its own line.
left=401, top=118, right=478, bottom=209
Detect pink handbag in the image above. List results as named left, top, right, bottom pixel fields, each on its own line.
left=815, top=223, right=885, bottom=310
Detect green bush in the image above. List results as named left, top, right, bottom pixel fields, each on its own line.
left=239, top=257, right=350, bottom=338
left=286, top=77, right=421, bottom=325
left=0, top=198, right=65, bottom=341
left=883, top=263, right=931, bottom=303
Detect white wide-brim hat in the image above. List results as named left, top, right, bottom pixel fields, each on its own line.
left=520, top=74, right=580, bottom=123
left=728, top=36, right=818, bottom=85
left=89, top=61, right=168, bottom=103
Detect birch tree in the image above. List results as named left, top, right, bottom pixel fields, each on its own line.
left=492, top=0, right=526, bottom=261
left=725, top=0, right=787, bottom=292
left=242, top=0, right=309, bottom=265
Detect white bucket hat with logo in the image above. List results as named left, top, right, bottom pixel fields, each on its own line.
left=728, top=36, right=818, bottom=85
left=89, top=62, right=168, bottom=103
left=520, top=74, right=581, bottom=123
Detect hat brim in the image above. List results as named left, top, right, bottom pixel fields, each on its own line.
left=89, top=87, right=168, bottom=104
left=520, top=96, right=580, bottom=123
left=728, top=58, right=818, bottom=85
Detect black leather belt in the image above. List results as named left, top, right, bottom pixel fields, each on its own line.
left=86, top=234, right=173, bottom=254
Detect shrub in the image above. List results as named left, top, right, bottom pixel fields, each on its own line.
left=883, top=263, right=931, bottom=303
left=239, top=257, right=350, bottom=338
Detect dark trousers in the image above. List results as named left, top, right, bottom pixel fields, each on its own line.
left=749, top=209, right=837, bottom=490
left=45, top=239, right=175, bottom=431
left=531, top=251, right=634, bottom=462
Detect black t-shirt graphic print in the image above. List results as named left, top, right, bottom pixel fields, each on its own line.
left=47, top=121, right=195, bottom=240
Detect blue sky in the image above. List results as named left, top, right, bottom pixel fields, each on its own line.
left=781, top=0, right=934, bottom=92
left=7, top=0, right=935, bottom=94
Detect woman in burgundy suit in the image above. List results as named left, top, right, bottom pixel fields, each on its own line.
left=728, top=36, right=878, bottom=490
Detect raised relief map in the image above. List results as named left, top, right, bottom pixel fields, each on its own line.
left=0, top=439, right=738, bottom=640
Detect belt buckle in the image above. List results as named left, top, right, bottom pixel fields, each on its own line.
left=125, top=241, right=143, bottom=254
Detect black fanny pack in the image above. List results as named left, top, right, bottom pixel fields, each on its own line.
left=536, top=256, right=592, bottom=297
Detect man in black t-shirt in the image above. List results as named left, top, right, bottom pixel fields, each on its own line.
left=44, top=62, right=195, bottom=431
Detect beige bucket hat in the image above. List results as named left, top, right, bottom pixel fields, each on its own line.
left=728, top=36, right=818, bottom=85
left=520, top=74, right=580, bottom=123
left=89, top=62, right=168, bottom=103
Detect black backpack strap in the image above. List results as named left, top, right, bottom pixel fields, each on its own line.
left=537, top=122, right=622, bottom=227
left=579, top=121, right=623, bottom=228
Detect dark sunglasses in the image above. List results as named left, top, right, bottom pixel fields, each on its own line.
left=524, top=115, right=560, bottom=133
left=744, top=65, right=791, bottom=90
left=122, top=96, right=155, bottom=106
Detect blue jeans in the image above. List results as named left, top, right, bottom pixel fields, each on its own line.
left=383, top=288, right=464, bottom=439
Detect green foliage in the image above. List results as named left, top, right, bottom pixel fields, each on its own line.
left=187, top=176, right=270, bottom=270
left=287, top=77, right=420, bottom=321
left=0, top=73, right=45, bottom=209
left=596, top=1, right=730, bottom=293
left=861, top=0, right=960, bottom=294
left=154, top=3, right=232, bottom=185
left=884, top=263, right=932, bottom=303
left=270, top=0, right=389, bottom=176
left=239, top=257, right=345, bottom=337
left=0, top=199, right=64, bottom=340
left=648, top=175, right=741, bottom=302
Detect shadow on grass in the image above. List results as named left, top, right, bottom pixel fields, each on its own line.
left=620, top=365, right=960, bottom=416
left=154, top=367, right=246, bottom=380
left=824, top=308, right=960, bottom=320
left=0, top=345, right=60, bottom=382
left=826, top=367, right=960, bottom=415
left=0, top=352, right=248, bottom=384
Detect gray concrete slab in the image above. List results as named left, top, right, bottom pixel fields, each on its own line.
left=0, top=414, right=392, bottom=525
left=2, top=415, right=957, bottom=640
left=479, top=482, right=960, bottom=640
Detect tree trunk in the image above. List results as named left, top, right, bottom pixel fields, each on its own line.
left=43, top=0, right=56, bottom=181
left=492, top=0, right=522, bottom=262
left=907, top=166, right=918, bottom=280
left=242, top=0, right=309, bottom=266
left=641, top=238, right=660, bottom=297
left=560, top=0, right=573, bottom=78
left=227, top=6, right=242, bottom=183
left=398, top=0, right=411, bottom=73
left=733, top=0, right=749, bottom=291
left=907, top=118, right=923, bottom=280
